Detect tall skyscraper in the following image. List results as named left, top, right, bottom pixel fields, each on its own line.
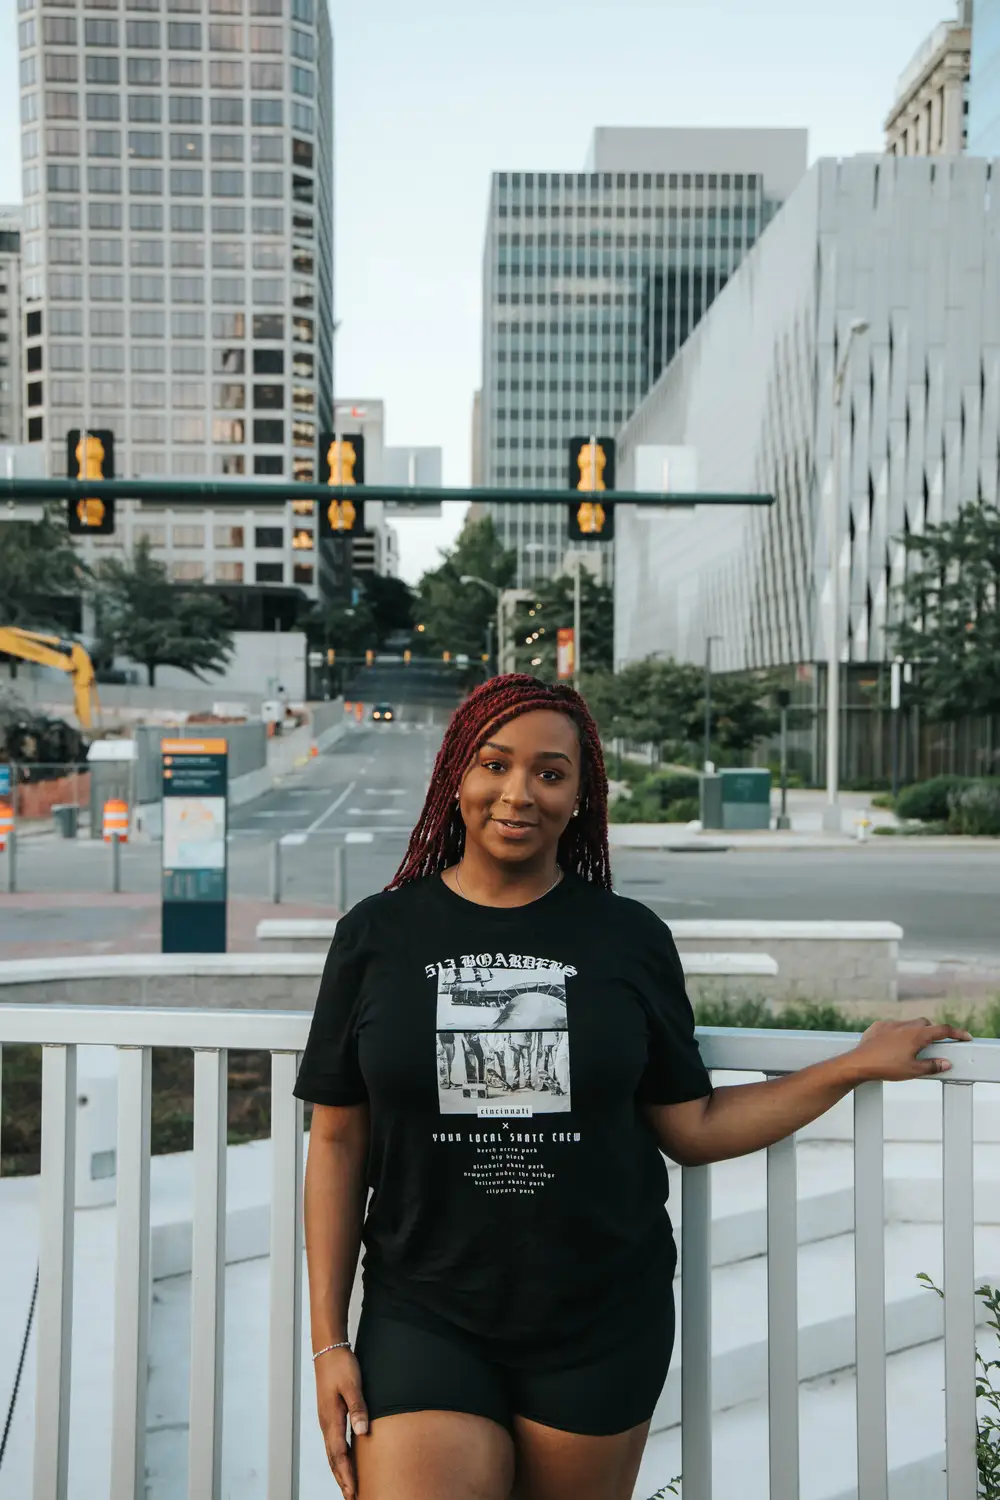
left=479, top=127, right=807, bottom=586
left=16, top=0, right=333, bottom=607
left=0, top=207, right=23, bottom=444
left=969, top=0, right=1000, bottom=154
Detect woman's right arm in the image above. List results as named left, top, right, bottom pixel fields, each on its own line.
left=303, top=1100, right=370, bottom=1500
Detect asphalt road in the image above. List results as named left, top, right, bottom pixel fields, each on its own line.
left=2, top=710, right=999, bottom=964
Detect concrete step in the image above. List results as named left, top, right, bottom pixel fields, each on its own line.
left=636, top=1326, right=1000, bottom=1500
left=652, top=1219, right=1000, bottom=1427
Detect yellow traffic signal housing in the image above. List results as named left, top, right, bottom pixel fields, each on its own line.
left=66, top=429, right=115, bottom=534
left=567, top=436, right=615, bottom=541
left=403, top=649, right=412, bottom=664
left=365, top=648, right=374, bottom=666
left=317, top=432, right=365, bottom=536
left=327, top=648, right=336, bottom=666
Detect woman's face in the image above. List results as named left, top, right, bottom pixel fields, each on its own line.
left=458, top=709, right=581, bottom=868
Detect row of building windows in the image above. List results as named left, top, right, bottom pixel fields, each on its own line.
left=33, top=201, right=312, bottom=237
left=27, top=306, right=316, bottom=352
left=42, top=239, right=304, bottom=271
left=139, top=560, right=316, bottom=585
left=29, top=130, right=298, bottom=163
left=29, top=164, right=302, bottom=198
left=21, top=14, right=312, bottom=53
left=23, top=88, right=315, bottom=131
left=33, top=302, right=315, bottom=344
left=124, top=522, right=311, bottom=548
left=43, top=410, right=313, bottom=445
left=36, top=272, right=299, bottom=305
left=36, top=374, right=315, bottom=412
left=17, top=0, right=314, bottom=15
left=23, top=57, right=303, bottom=96
left=497, top=171, right=758, bottom=192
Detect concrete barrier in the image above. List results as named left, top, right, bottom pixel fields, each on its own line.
left=254, top=916, right=902, bottom=1004
left=0, top=949, right=777, bottom=1009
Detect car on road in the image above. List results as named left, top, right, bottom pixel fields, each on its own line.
left=371, top=702, right=396, bottom=723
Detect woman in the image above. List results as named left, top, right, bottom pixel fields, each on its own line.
left=294, top=674, right=968, bottom=1500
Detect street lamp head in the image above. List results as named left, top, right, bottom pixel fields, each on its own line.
left=849, top=318, right=870, bottom=337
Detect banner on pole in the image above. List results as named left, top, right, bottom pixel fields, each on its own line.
left=556, top=628, right=575, bottom=681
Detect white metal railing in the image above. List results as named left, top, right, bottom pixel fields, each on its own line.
left=1, top=1006, right=998, bottom=1500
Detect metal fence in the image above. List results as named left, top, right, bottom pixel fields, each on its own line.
left=0, top=1006, right=996, bottom=1500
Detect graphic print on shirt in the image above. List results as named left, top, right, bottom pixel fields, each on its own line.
left=434, top=960, right=571, bottom=1117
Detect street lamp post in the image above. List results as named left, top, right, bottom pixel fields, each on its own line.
left=703, top=634, right=722, bottom=773
left=459, top=574, right=503, bottom=676
left=823, top=317, right=869, bottom=834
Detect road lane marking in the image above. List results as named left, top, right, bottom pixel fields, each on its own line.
left=305, top=780, right=358, bottom=834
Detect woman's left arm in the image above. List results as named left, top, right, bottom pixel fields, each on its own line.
left=644, top=1018, right=972, bottom=1168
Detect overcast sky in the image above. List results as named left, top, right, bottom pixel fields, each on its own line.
left=0, top=0, right=952, bottom=582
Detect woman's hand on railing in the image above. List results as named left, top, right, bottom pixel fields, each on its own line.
left=315, top=1347, right=369, bottom=1500
left=849, top=1017, right=972, bottom=1083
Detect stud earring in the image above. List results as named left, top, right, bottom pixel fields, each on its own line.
left=572, top=806, right=580, bottom=818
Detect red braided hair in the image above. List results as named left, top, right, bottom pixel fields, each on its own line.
left=387, top=673, right=612, bottom=890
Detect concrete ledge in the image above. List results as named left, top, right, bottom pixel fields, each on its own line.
left=669, top=918, right=902, bottom=1004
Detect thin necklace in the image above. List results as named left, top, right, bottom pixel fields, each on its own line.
left=453, top=863, right=563, bottom=904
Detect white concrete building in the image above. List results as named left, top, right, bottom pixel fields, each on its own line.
left=0, top=206, right=24, bottom=443
left=614, top=156, right=1000, bottom=680
left=16, top=0, right=334, bottom=610
left=885, top=2, right=972, bottom=157
left=479, top=128, right=808, bottom=587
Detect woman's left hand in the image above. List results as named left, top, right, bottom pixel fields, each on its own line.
left=848, top=1017, right=972, bottom=1084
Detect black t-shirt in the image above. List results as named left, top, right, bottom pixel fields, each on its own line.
left=293, top=872, right=712, bottom=1358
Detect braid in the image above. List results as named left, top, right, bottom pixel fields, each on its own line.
left=387, top=674, right=612, bottom=890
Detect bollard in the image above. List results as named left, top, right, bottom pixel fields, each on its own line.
left=334, top=842, right=348, bottom=913
left=7, top=829, right=16, bottom=894
left=271, top=838, right=282, bottom=905
left=111, top=831, right=123, bottom=893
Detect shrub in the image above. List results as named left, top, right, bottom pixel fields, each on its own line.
left=693, top=996, right=877, bottom=1032
left=895, top=775, right=970, bottom=823
left=870, top=792, right=895, bottom=810
left=948, top=780, right=1000, bottom=837
left=663, top=796, right=701, bottom=823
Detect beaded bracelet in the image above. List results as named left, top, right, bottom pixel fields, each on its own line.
left=312, top=1340, right=351, bottom=1362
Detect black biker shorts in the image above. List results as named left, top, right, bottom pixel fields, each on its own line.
left=354, top=1283, right=675, bottom=1438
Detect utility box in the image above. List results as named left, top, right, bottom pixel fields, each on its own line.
left=700, top=773, right=723, bottom=830
left=720, top=769, right=772, bottom=830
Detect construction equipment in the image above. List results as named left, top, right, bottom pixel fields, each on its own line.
left=0, top=627, right=100, bottom=729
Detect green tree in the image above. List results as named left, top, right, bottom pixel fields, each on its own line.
left=360, top=574, right=414, bottom=646
left=92, top=538, right=234, bottom=686
left=892, top=499, right=1000, bottom=720
left=508, top=570, right=614, bottom=681
left=305, top=597, right=378, bottom=658
left=416, top=516, right=516, bottom=660
left=0, top=507, right=87, bottom=631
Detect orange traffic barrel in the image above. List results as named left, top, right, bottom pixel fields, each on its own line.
left=354, top=702, right=363, bottom=721
left=0, top=802, right=12, bottom=851
left=103, top=799, right=129, bottom=843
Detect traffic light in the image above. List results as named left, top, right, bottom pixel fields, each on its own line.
left=365, top=648, right=374, bottom=667
left=327, top=648, right=336, bottom=666
left=442, top=651, right=451, bottom=663
left=67, top=429, right=115, bottom=534
left=567, top=436, right=615, bottom=542
left=317, top=432, right=365, bottom=538
left=403, top=649, right=412, bottom=664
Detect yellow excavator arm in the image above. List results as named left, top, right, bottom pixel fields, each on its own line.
left=0, top=626, right=101, bottom=730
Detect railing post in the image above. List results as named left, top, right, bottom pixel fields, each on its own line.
left=188, top=1048, right=228, bottom=1500
left=33, top=1043, right=77, bottom=1500
left=271, top=838, right=282, bottom=905
left=767, top=1119, right=799, bottom=1500
left=267, top=1051, right=304, bottom=1500
left=854, top=1081, right=888, bottom=1500
left=8, top=826, right=17, bottom=894
left=681, top=1161, right=712, bottom=1500
left=942, top=1080, right=977, bottom=1500
left=334, top=842, right=347, bottom=913
left=109, top=1046, right=152, bottom=1500
left=111, top=831, right=123, bottom=894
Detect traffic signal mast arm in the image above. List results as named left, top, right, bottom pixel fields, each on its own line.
left=0, top=627, right=100, bottom=729
left=0, top=478, right=774, bottom=509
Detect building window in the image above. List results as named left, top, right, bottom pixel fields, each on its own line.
left=172, top=347, right=206, bottom=373
left=171, top=562, right=206, bottom=582
left=172, top=203, right=205, bottom=231
left=212, top=205, right=245, bottom=232
left=211, top=97, right=243, bottom=125
left=291, top=66, right=314, bottom=98
left=129, top=167, right=162, bottom=194
left=27, top=380, right=43, bottom=408
left=253, top=419, right=283, bottom=444
left=169, top=60, right=202, bottom=87
left=128, top=130, right=161, bottom=158
left=135, top=526, right=166, bottom=547
left=131, top=274, right=165, bottom=301
left=47, top=56, right=80, bottom=84
left=85, top=19, right=119, bottom=45
left=215, top=562, right=245, bottom=583
left=50, top=200, right=82, bottom=228
left=291, top=102, right=313, bottom=132
left=126, top=19, right=160, bottom=46
left=90, top=237, right=123, bottom=265
left=128, top=58, right=162, bottom=86
left=171, top=240, right=203, bottom=267
left=292, top=138, right=313, bottom=169
left=172, top=311, right=205, bottom=338
left=255, top=562, right=284, bottom=583
left=170, top=96, right=203, bottom=124
left=212, top=416, right=245, bottom=443
left=87, top=128, right=120, bottom=157
left=253, top=278, right=283, bottom=304
left=213, top=455, right=245, bottom=475
left=212, top=241, right=244, bottom=268
left=293, top=352, right=313, bottom=378
left=27, top=416, right=43, bottom=442
left=26, top=310, right=42, bottom=339
left=170, top=168, right=204, bottom=195
left=131, top=309, right=165, bottom=336
left=168, top=22, right=202, bottom=48
left=172, top=416, right=206, bottom=443
left=133, top=380, right=165, bottom=406
left=254, top=526, right=283, bottom=549
left=251, top=62, right=283, bottom=90
left=132, top=346, right=166, bottom=372
left=89, top=166, right=123, bottom=193
left=210, top=22, right=242, bottom=49
left=132, top=414, right=165, bottom=441
left=90, top=274, right=124, bottom=300
left=292, top=419, right=315, bottom=447
left=170, top=131, right=203, bottom=159
left=252, top=206, right=283, bottom=234
left=255, top=242, right=283, bottom=270
left=91, top=309, right=124, bottom=337
left=46, top=92, right=80, bottom=120
left=43, top=15, right=77, bottom=43
left=211, top=169, right=244, bottom=196
left=254, top=455, right=283, bottom=475
left=253, top=314, right=283, bottom=340
left=172, top=275, right=205, bottom=302
left=291, top=528, right=313, bottom=551
left=293, top=563, right=314, bottom=585
left=129, top=96, right=162, bottom=123
left=253, top=383, right=283, bottom=408
left=252, top=170, right=282, bottom=198
left=293, top=317, right=314, bottom=344
left=292, top=0, right=314, bottom=19
left=290, top=28, right=314, bottom=60
left=212, top=312, right=246, bottom=338
left=251, top=100, right=283, bottom=127
left=251, top=0, right=282, bottom=13
left=292, top=386, right=314, bottom=411
left=214, top=525, right=245, bottom=548
left=27, top=346, right=43, bottom=373
left=172, top=381, right=206, bottom=407
left=292, top=457, right=314, bottom=482
left=214, top=382, right=245, bottom=407
left=251, top=135, right=282, bottom=162
left=51, top=236, right=83, bottom=264
left=253, top=349, right=283, bottom=374
left=211, top=133, right=242, bottom=160
left=130, top=202, right=162, bottom=230
left=212, top=275, right=244, bottom=302
left=210, top=60, right=244, bottom=88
